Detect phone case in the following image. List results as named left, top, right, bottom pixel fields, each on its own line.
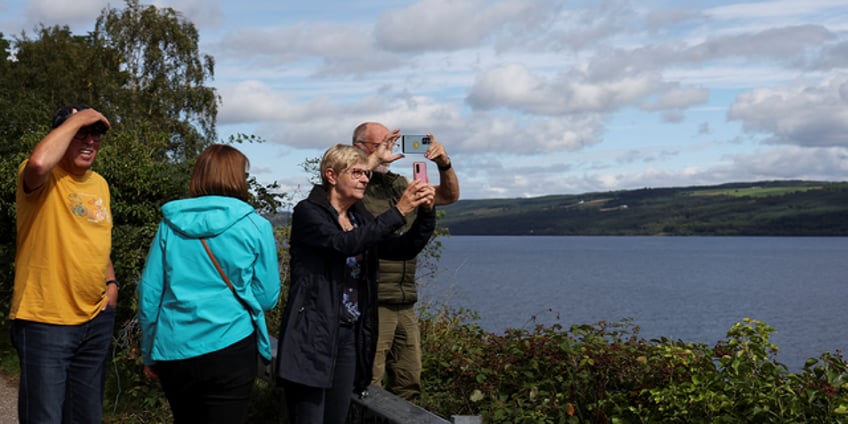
left=402, top=135, right=431, bottom=154
left=413, top=162, right=429, bottom=183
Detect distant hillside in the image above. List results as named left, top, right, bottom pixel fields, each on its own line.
left=439, top=180, right=848, bottom=236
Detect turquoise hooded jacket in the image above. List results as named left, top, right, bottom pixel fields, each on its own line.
left=138, top=195, right=281, bottom=365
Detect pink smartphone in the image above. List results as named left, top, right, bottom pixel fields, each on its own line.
left=413, top=161, right=429, bottom=183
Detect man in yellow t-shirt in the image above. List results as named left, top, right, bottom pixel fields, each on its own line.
left=9, top=105, right=118, bottom=424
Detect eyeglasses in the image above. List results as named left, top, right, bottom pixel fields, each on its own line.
left=344, top=167, right=372, bottom=180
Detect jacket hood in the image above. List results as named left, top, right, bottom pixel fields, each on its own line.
left=161, top=195, right=255, bottom=238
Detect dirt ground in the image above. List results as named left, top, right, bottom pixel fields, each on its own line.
left=0, top=375, right=17, bottom=424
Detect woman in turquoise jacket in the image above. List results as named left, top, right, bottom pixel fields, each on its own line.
left=138, top=144, right=281, bottom=424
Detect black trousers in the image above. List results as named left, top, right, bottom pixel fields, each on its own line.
left=156, top=333, right=257, bottom=424
left=282, top=325, right=357, bottom=424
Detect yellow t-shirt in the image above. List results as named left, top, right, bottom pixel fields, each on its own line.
left=10, top=160, right=113, bottom=324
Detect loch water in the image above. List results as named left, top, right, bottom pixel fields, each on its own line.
left=421, top=236, right=848, bottom=370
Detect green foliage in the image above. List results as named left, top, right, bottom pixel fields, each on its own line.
left=0, top=319, right=18, bottom=381
left=0, top=3, right=288, bottom=422
left=300, top=156, right=322, bottom=186
left=636, top=318, right=848, bottom=423
left=95, top=0, right=219, bottom=162
left=105, top=317, right=171, bottom=423
left=692, top=185, right=823, bottom=198
left=419, top=312, right=848, bottom=423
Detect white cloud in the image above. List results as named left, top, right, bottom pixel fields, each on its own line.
left=460, top=113, right=605, bottom=155
left=231, top=93, right=467, bottom=151
left=728, top=74, right=848, bottom=147
left=374, top=0, right=556, bottom=52
left=815, top=41, right=848, bottom=70
left=644, top=7, right=703, bottom=32
left=706, top=0, right=848, bottom=20
left=205, top=0, right=848, bottom=197
left=214, top=22, right=397, bottom=75
left=24, top=0, right=108, bottom=26
left=682, top=25, right=833, bottom=63
left=593, top=146, right=848, bottom=195
left=732, top=146, right=848, bottom=179
left=518, top=0, right=643, bottom=53
left=6, top=0, right=848, bottom=198
left=660, top=111, right=685, bottom=123
left=643, top=85, right=709, bottom=110
left=219, top=80, right=290, bottom=123
left=156, top=0, right=223, bottom=28
left=466, top=63, right=665, bottom=115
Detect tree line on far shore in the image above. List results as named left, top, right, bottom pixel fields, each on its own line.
left=439, top=180, right=848, bottom=236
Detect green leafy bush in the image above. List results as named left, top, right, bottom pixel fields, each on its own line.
left=419, top=310, right=848, bottom=423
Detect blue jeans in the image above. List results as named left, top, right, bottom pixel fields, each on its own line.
left=10, top=306, right=116, bottom=424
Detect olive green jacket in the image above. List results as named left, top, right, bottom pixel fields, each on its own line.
left=362, top=171, right=420, bottom=305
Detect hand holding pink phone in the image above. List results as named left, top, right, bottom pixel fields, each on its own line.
left=413, top=162, right=429, bottom=183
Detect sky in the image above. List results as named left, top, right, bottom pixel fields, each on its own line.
left=1, top=0, right=847, bottom=200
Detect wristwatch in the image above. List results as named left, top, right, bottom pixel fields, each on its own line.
left=106, top=279, right=120, bottom=289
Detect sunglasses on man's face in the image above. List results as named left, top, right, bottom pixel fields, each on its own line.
left=73, top=130, right=103, bottom=142
left=72, top=122, right=108, bottom=142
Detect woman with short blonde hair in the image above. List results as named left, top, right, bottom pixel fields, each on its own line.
left=277, top=144, right=436, bottom=424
